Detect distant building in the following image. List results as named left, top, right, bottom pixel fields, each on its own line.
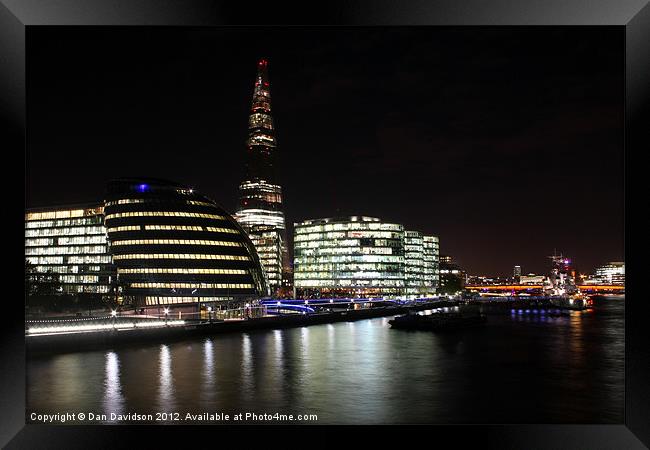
left=247, top=224, right=283, bottom=289
left=294, top=216, right=406, bottom=299
left=404, top=230, right=425, bottom=297
left=438, top=257, right=465, bottom=294
left=105, top=178, right=268, bottom=312
left=25, top=204, right=114, bottom=299
left=513, top=265, right=522, bottom=283
left=25, top=179, right=270, bottom=313
left=293, top=216, right=439, bottom=299
left=234, top=59, right=290, bottom=295
left=583, top=261, right=625, bottom=285
left=519, top=274, right=545, bottom=284
left=423, top=235, right=440, bottom=296
left=439, top=255, right=453, bottom=264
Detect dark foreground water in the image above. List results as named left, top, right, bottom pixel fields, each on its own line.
left=26, top=296, right=624, bottom=424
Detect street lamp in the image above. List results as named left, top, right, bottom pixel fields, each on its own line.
left=111, top=309, right=117, bottom=329
left=207, top=306, right=212, bottom=323
left=164, top=307, right=169, bottom=325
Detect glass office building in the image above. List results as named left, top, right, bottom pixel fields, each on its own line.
left=25, top=204, right=114, bottom=297
left=584, top=261, right=625, bottom=285
left=247, top=224, right=283, bottom=289
left=423, top=235, right=440, bottom=296
left=294, top=216, right=406, bottom=298
left=105, top=178, right=268, bottom=311
left=405, top=230, right=425, bottom=297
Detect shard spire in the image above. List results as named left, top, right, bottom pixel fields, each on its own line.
left=235, top=59, right=291, bottom=295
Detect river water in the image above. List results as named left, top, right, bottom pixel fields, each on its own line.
left=26, top=296, right=624, bottom=424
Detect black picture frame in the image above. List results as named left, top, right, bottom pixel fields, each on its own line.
left=2, top=0, right=648, bottom=448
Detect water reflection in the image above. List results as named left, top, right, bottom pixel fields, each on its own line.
left=158, top=345, right=176, bottom=412
left=102, top=352, right=124, bottom=419
left=27, top=299, right=625, bottom=424
left=241, top=333, right=254, bottom=401
left=201, top=339, right=216, bottom=406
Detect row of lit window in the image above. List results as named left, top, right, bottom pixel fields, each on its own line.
left=26, top=245, right=108, bottom=256
left=296, top=247, right=399, bottom=256
left=295, top=279, right=406, bottom=287
left=258, top=256, right=281, bottom=263
left=31, top=265, right=104, bottom=274
left=260, top=267, right=281, bottom=275
left=236, top=210, right=285, bottom=224
left=236, top=208, right=284, bottom=216
left=294, top=272, right=405, bottom=280
left=112, top=253, right=250, bottom=261
left=63, top=285, right=111, bottom=294
left=250, top=234, right=282, bottom=243
left=405, top=253, right=425, bottom=261
left=27, top=255, right=113, bottom=265
left=251, top=241, right=282, bottom=250
left=295, top=223, right=403, bottom=234
left=249, top=104, right=273, bottom=117
left=59, top=275, right=100, bottom=283
left=239, top=180, right=282, bottom=192
left=130, top=282, right=253, bottom=289
left=295, top=231, right=403, bottom=242
left=144, top=296, right=232, bottom=306
left=249, top=112, right=274, bottom=129
left=237, top=219, right=285, bottom=228
left=25, top=226, right=105, bottom=237
left=26, top=208, right=103, bottom=221
left=25, top=217, right=103, bottom=229
left=25, top=236, right=107, bottom=247
left=111, top=239, right=241, bottom=247
left=295, top=239, right=402, bottom=250
left=107, top=226, right=141, bottom=233
left=240, top=193, right=282, bottom=204
left=247, top=135, right=276, bottom=147
left=105, top=211, right=225, bottom=220
left=106, top=225, right=239, bottom=234
left=118, top=268, right=247, bottom=275
left=104, top=198, right=214, bottom=207
left=171, top=225, right=238, bottom=234
left=295, top=255, right=405, bottom=264
left=59, top=236, right=106, bottom=245
left=295, top=263, right=405, bottom=272
left=104, top=199, right=145, bottom=206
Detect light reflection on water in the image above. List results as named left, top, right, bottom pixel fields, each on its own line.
left=102, top=352, right=124, bottom=419
left=157, top=344, right=175, bottom=413
left=27, top=297, right=624, bottom=424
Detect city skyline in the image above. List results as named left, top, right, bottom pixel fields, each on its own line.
left=26, top=27, right=624, bottom=276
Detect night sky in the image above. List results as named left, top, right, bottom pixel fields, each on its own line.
left=26, top=27, right=624, bottom=276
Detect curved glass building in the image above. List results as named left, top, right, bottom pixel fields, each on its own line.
left=104, top=178, right=267, bottom=311
left=294, top=216, right=405, bottom=298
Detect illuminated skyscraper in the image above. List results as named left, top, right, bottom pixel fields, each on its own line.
left=235, top=59, right=289, bottom=294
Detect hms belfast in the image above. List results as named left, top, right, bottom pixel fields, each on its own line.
left=234, top=59, right=290, bottom=296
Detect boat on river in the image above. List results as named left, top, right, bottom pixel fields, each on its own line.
left=389, top=306, right=486, bottom=331
left=544, top=252, right=594, bottom=311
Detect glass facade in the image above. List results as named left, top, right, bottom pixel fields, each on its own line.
left=423, top=235, right=440, bottom=296
left=585, top=261, right=625, bottom=285
left=248, top=225, right=283, bottom=289
left=294, top=216, right=406, bottom=298
left=235, top=59, right=289, bottom=294
left=105, top=178, right=268, bottom=309
left=25, top=205, right=114, bottom=296
left=404, top=230, right=425, bottom=297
